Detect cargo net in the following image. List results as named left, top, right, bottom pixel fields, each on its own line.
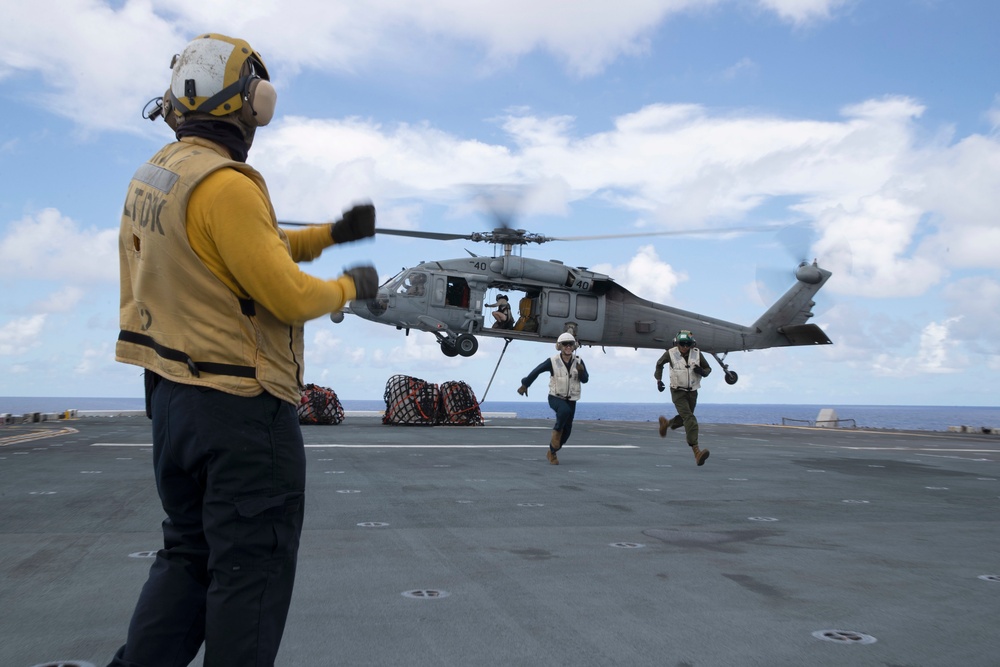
left=383, top=375, right=440, bottom=426
left=297, top=383, right=345, bottom=425
left=437, top=380, right=484, bottom=426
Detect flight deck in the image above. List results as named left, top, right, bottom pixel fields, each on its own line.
left=2, top=415, right=998, bottom=666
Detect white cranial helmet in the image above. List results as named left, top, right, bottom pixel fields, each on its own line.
left=162, top=33, right=276, bottom=131
left=556, top=332, right=577, bottom=349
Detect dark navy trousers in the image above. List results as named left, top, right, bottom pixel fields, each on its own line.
left=548, top=394, right=578, bottom=448
left=110, top=378, right=306, bottom=667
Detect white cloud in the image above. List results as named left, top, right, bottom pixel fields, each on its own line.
left=913, top=133, right=1000, bottom=270
left=0, top=314, right=47, bottom=356
left=35, top=286, right=86, bottom=313
left=810, top=195, right=946, bottom=298
left=0, top=0, right=849, bottom=133
left=0, top=0, right=183, bottom=135
left=721, top=57, right=758, bottom=81
left=374, top=0, right=710, bottom=77
left=0, top=209, right=118, bottom=283
left=590, top=245, right=686, bottom=303
left=755, top=0, right=852, bottom=26
left=989, top=95, right=1000, bottom=133
left=915, top=317, right=964, bottom=373
left=74, top=343, right=112, bottom=375
left=872, top=316, right=965, bottom=377
left=944, top=277, right=1000, bottom=354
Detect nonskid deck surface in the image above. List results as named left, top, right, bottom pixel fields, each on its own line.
left=2, top=416, right=998, bottom=667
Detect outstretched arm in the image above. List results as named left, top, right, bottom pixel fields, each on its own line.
left=187, top=170, right=358, bottom=324
left=521, top=358, right=552, bottom=388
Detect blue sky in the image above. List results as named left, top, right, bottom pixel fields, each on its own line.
left=1, top=0, right=999, bottom=407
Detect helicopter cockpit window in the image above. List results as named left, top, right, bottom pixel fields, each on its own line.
left=398, top=272, right=428, bottom=297
left=576, top=294, right=598, bottom=321
left=547, top=291, right=570, bottom=318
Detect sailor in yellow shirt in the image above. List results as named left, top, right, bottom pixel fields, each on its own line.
left=111, top=33, right=377, bottom=667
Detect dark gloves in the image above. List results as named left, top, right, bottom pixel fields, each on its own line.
left=517, top=385, right=528, bottom=396
left=657, top=380, right=665, bottom=392
left=693, top=366, right=706, bottom=377
left=330, top=203, right=376, bottom=244
left=344, top=265, right=378, bottom=300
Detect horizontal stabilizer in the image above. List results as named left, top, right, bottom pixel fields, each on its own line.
left=778, top=323, right=832, bottom=346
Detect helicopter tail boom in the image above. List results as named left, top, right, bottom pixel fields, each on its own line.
left=749, top=261, right=832, bottom=348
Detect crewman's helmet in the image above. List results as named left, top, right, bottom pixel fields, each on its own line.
left=160, top=33, right=276, bottom=135
left=674, top=330, right=696, bottom=347
left=556, top=332, right=577, bottom=350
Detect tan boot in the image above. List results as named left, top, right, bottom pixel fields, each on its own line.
left=547, top=448, right=559, bottom=465
left=658, top=416, right=668, bottom=438
left=690, top=444, right=709, bottom=466
left=550, top=430, right=563, bottom=451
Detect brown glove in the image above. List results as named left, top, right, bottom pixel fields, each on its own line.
left=517, top=385, right=528, bottom=396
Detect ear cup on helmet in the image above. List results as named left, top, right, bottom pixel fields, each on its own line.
left=240, top=78, right=276, bottom=127
left=161, top=89, right=180, bottom=130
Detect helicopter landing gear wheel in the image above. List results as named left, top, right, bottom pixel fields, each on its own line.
left=441, top=342, right=459, bottom=357
left=455, top=334, right=478, bottom=357
left=710, top=351, right=739, bottom=385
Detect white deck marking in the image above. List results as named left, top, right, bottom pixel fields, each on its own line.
left=91, top=442, right=638, bottom=449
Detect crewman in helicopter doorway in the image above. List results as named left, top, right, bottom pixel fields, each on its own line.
left=654, top=330, right=712, bottom=466
left=517, top=332, right=589, bottom=465
left=486, top=292, right=514, bottom=329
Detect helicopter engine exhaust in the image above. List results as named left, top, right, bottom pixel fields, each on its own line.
left=493, top=256, right=575, bottom=288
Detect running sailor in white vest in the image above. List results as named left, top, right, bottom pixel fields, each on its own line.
left=517, top=332, right=590, bottom=465
left=654, top=330, right=712, bottom=466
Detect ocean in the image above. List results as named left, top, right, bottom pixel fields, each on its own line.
left=2, top=396, right=998, bottom=432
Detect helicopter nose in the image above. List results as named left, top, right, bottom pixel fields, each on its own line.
left=347, top=292, right=388, bottom=319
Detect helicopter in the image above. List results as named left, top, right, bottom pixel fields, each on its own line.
left=315, top=222, right=833, bottom=386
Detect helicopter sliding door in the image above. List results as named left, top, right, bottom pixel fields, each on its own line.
left=540, top=289, right=605, bottom=342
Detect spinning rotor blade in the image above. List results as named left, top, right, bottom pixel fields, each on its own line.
left=755, top=222, right=817, bottom=305
left=373, top=228, right=474, bottom=242
left=754, top=222, right=851, bottom=312
left=276, top=221, right=476, bottom=242
left=278, top=219, right=782, bottom=247
left=547, top=224, right=780, bottom=243
left=774, top=223, right=815, bottom=263
left=467, top=183, right=528, bottom=231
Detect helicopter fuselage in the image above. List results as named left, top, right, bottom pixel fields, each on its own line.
left=342, top=252, right=832, bottom=372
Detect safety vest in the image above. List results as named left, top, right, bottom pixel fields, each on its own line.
left=116, top=139, right=304, bottom=405
left=548, top=354, right=583, bottom=401
left=668, top=347, right=703, bottom=391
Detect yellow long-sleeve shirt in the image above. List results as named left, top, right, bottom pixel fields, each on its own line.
left=186, top=166, right=358, bottom=325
